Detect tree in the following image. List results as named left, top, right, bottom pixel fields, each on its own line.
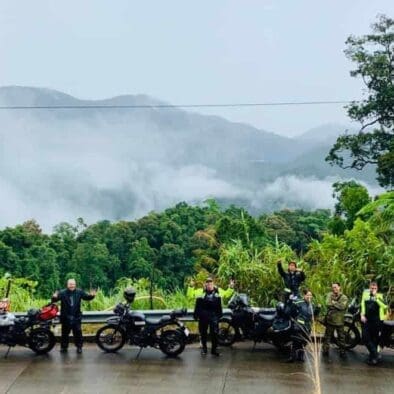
left=262, top=209, right=330, bottom=253
left=25, top=245, right=59, bottom=297
left=127, top=238, right=158, bottom=280
left=70, top=242, right=111, bottom=290
left=158, top=243, right=187, bottom=289
left=0, top=241, right=20, bottom=276
left=326, top=15, right=394, bottom=188
left=357, top=191, right=394, bottom=243
left=331, top=181, right=371, bottom=229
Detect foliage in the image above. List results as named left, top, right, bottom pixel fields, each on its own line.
left=330, top=181, right=371, bottom=231
left=0, top=192, right=392, bottom=311
left=326, top=15, right=394, bottom=187
left=357, top=191, right=394, bottom=243
left=305, top=219, right=393, bottom=307
left=261, top=209, right=330, bottom=253
left=218, top=241, right=296, bottom=306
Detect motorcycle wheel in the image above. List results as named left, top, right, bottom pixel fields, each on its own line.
left=332, top=323, right=361, bottom=350
left=96, top=325, right=126, bottom=353
left=159, top=329, right=185, bottom=357
left=28, top=328, right=56, bottom=355
left=218, top=318, right=237, bottom=347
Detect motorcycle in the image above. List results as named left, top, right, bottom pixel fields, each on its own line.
left=331, top=297, right=362, bottom=350
left=95, top=302, right=189, bottom=357
left=381, top=317, right=394, bottom=350
left=217, top=293, right=293, bottom=350
left=0, top=300, right=58, bottom=356
left=327, top=298, right=393, bottom=350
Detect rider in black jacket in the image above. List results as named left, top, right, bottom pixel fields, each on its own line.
left=277, top=260, right=306, bottom=298
left=52, top=279, right=96, bottom=353
left=194, top=278, right=223, bottom=356
left=287, top=289, right=316, bottom=362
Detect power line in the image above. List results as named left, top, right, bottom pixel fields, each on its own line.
left=0, top=100, right=357, bottom=110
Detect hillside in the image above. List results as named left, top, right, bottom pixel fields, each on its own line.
left=0, top=86, right=379, bottom=229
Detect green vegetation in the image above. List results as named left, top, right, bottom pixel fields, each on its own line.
left=0, top=187, right=392, bottom=312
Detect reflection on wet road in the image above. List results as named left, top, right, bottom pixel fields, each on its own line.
left=0, top=343, right=392, bottom=393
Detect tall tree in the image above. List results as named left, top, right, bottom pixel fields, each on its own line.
left=326, top=15, right=394, bottom=188
left=330, top=181, right=371, bottom=230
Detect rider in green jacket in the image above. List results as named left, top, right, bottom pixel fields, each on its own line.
left=360, top=281, right=388, bottom=365
left=322, top=282, right=348, bottom=359
left=187, top=278, right=235, bottom=305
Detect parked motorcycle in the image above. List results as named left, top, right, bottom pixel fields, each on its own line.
left=95, top=288, right=189, bottom=357
left=217, top=293, right=293, bottom=350
left=0, top=300, right=58, bottom=356
left=381, top=317, right=394, bottom=350
left=326, top=298, right=393, bottom=350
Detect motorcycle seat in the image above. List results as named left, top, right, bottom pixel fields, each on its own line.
left=258, top=313, right=276, bottom=321
left=258, top=308, right=276, bottom=314
left=383, top=320, right=394, bottom=327
left=146, top=315, right=171, bottom=325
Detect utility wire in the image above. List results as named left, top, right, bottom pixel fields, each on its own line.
left=0, top=100, right=357, bottom=110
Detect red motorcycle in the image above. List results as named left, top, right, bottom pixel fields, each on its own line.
left=0, top=280, right=58, bottom=356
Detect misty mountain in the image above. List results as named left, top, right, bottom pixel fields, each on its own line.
left=0, top=86, right=380, bottom=230
left=297, top=123, right=355, bottom=144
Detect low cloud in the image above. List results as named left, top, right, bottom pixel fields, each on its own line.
left=250, top=176, right=382, bottom=212
left=0, top=101, right=382, bottom=232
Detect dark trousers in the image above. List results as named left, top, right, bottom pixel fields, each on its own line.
left=61, top=320, right=83, bottom=349
left=362, top=321, right=382, bottom=359
left=291, top=325, right=310, bottom=360
left=199, top=319, right=219, bottom=351
left=323, top=324, right=346, bottom=353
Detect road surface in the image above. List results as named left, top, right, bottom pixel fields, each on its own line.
left=0, top=343, right=392, bottom=393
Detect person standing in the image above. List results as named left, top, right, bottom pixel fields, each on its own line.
left=187, top=278, right=235, bottom=305
left=277, top=260, right=306, bottom=298
left=287, top=289, right=316, bottom=362
left=360, top=281, right=388, bottom=366
left=322, top=282, right=348, bottom=359
left=193, top=277, right=223, bottom=356
left=52, top=278, right=96, bottom=354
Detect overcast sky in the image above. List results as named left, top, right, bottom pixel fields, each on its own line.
left=1, top=0, right=393, bottom=136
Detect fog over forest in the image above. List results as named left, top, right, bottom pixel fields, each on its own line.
left=0, top=86, right=380, bottom=231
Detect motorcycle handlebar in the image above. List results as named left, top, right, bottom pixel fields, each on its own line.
left=170, top=308, right=187, bottom=318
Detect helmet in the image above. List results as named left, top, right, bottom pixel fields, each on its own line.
left=123, top=287, right=136, bottom=303
left=27, top=308, right=40, bottom=317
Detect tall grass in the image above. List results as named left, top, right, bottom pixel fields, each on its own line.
left=1, top=276, right=190, bottom=312
left=304, top=319, right=322, bottom=394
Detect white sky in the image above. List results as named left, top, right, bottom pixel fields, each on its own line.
left=1, top=0, right=393, bottom=136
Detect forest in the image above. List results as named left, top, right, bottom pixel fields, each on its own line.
left=0, top=184, right=393, bottom=310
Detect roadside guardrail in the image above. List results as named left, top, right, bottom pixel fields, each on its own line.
left=14, top=309, right=232, bottom=325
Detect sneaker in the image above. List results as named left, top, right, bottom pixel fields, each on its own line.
left=76, top=347, right=83, bottom=354
left=201, top=348, right=207, bottom=356
left=211, top=350, right=220, bottom=357
left=60, top=348, right=68, bottom=353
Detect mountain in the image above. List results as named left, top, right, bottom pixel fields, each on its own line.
left=297, top=123, right=354, bottom=145
left=0, top=86, right=306, bottom=164
left=0, top=86, right=379, bottom=230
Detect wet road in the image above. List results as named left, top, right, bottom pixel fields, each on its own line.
left=0, top=343, right=392, bottom=394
